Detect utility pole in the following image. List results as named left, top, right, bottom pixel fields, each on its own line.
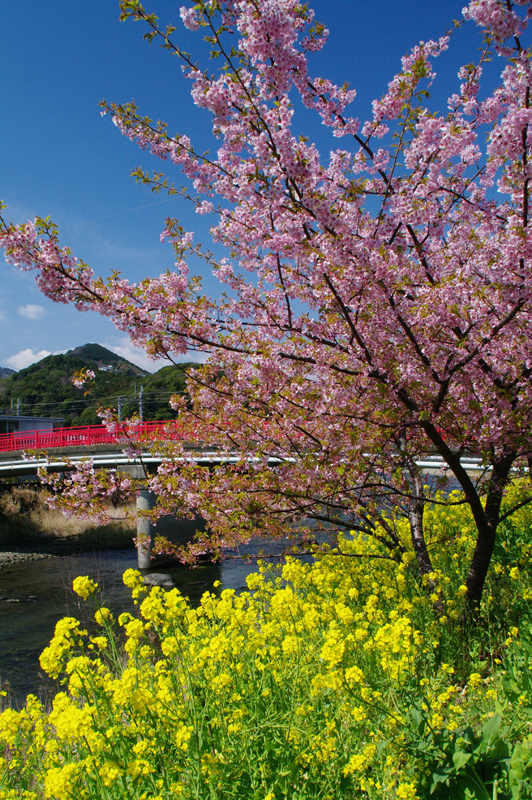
left=139, top=387, right=144, bottom=422
left=118, top=396, right=124, bottom=422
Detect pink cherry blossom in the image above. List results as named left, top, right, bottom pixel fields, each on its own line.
left=3, top=0, right=532, bottom=609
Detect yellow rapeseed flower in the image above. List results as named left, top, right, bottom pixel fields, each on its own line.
left=72, top=575, right=97, bottom=600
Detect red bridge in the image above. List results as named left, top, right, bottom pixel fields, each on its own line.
left=0, top=422, right=181, bottom=454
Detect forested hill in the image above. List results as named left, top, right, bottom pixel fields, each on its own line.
left=0, top=344, right=198, bottom=427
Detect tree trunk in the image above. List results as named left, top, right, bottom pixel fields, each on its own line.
left=408, top=471, right=434, bottom=578
left=421, top=422, right=517, bottom=614
left=395, top=431, right=435, bottom=579
left=464, top=521, right=496, bottom=610
left=464, top=450, right=516, bottom=611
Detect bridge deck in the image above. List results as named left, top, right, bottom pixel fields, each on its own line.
left=0, top=421, right=181, bottom=454
left=0, top=423, right=488, bottom=479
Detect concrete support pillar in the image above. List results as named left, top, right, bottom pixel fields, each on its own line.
left=137, top=489, right=156, bottom=569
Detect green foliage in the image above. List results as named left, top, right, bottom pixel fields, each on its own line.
left=406, top=701, right=532, bottom=799
left=121, top=364, right=196, bottom=422
left=0, top=344, right=198, bottom=427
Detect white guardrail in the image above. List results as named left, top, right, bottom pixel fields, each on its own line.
left=0, top=450, right=487, bottom=477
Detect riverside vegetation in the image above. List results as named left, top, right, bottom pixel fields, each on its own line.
left=0, top=485, right=134, bottom=551
left=2, top=483, right=532, bottom=799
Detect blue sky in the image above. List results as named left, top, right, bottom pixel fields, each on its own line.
left=1, top=0, right=482, bottom=372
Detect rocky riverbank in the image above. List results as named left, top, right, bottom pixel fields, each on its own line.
left=0, top=531, right=137, bottom=571
left=0, top=551, right=57, bottom=571
left=0, top=530, right=137, bottom=572
left=0, top=485, right=136, bottom=566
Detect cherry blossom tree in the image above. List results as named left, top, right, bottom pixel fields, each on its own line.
left=2, top=0, right=532, bottom=610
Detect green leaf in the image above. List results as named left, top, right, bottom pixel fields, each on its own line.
left=509, top=742, right=532, bottom=798
left=430, top=766, right=454, bottom=792
left=455, top=772, right=492, bottom=800
left=453, top=751, right=473, bottom=770
left=478, top=715, right=502, bottom=755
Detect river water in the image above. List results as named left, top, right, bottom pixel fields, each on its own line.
left=0, top=545, right=259, bottom=707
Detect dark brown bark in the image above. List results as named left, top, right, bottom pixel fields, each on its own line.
left=419, top=421, right=518, bottom=612
left=464, top=449, right=516, bottom=609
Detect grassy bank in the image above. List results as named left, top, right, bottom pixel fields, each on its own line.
left=1, top=486, right=532, bottom=799
left=0, top=485, right=135, bottom=550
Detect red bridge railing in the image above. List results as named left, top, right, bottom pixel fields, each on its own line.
left=0, top=422, right=181, bottom=454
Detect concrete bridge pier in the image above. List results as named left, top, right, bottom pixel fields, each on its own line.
left=136, top=488, right=157, bottom=569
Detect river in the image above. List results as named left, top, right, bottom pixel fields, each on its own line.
left=0, top=544, right=260, bottom=707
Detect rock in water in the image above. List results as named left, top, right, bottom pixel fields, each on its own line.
left=143, top=573, right=175, bottom=588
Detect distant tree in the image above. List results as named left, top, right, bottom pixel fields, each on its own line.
left=2, top=0, right=532, bottom=611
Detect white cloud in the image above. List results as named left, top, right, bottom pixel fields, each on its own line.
left=101, top=340, right=167, bottom=373
left=18, top=304, right=47, bottom=320
left=183, top=350, right=209, bottom=364
left=4, top=348, right=52, bottom=371
left=101, top=339, right=208, bottom=373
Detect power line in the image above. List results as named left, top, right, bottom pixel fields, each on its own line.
left=0, top=391, right=188, bottom=418
left=62, top=198, right=175, bottom=230
left=0, top=389, right=187, bottom=411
